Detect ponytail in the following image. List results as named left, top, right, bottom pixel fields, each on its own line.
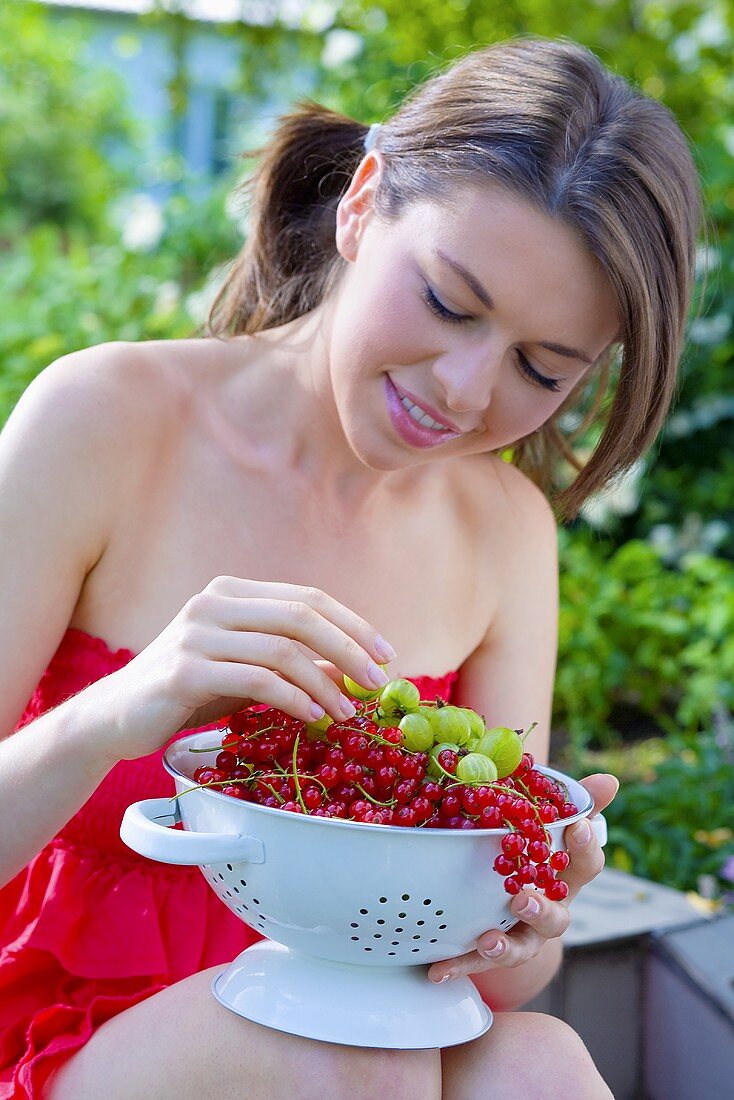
left=207, top=101, right=370, bottom=336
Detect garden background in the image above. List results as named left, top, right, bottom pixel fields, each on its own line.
left=3, top=0, right=733, bottom=909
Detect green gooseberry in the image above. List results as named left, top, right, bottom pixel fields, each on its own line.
left=342, top=668, right=386, bottom=702
left=460, top=707, right=486, bottom=740
left=456, top=753, right=498, bottom=784
left=378, top=678, right=421, bottom=723
left=427, top=741, right=461, bottom=778
left=398, top=711, right=434, bottom=753
left=431, top=705, right=472, bottom=746
left=474, top=726, right=523, bottom=778
left=305, top=712, right=335, bottom=742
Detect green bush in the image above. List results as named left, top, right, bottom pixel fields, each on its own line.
left=0, top=0, right=138, bottom=236
left=0, top=184, right=242, bottom=421
left=585, top=728, right=734, bottom=905
left=556, top=531, right=734, bottom=756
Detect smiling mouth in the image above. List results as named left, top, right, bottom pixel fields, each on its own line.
left=398, top=394, right=454, bottom=432
left=388, top=378, right=465, bottom=434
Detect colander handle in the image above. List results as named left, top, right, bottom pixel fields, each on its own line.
left=120, top=798, right=265, bottom=866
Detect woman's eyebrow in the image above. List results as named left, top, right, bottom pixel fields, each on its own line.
left=433, top=247, right=595, bottom=365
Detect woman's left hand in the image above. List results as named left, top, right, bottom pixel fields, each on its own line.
left=427, top=773, right=619, bottom=983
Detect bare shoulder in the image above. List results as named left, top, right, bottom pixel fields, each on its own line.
left=33, top=338, right=190, bottom=427
left=458, top=452, right=557, bottom=547
left=14, top=336, right=228, bottom=465
left=3, top=338, right=220, bottom=544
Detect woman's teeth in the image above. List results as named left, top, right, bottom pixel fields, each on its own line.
left=399, top=395, right=452, bottom=432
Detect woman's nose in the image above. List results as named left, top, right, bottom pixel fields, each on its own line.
left=432, top=345, right=498, bottom=415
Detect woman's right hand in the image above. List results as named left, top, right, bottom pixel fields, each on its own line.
left=102, top=576, right=396, bottom=761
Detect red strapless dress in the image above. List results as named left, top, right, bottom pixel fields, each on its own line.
left=0, top=628, right=458, bottom=1099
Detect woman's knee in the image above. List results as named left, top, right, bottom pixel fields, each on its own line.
left=441, top=1011, right=612, bottom=1100
left=315, top=1045, right=441, bottom=1100
left=508, top=1013, right=612, bottom=1097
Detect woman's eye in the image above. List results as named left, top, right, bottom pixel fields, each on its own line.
left=515, top=351, right=563, bottom=393
left=421, top=285, right=471, bottom=325
left=422, top=282, right=563, bottom=393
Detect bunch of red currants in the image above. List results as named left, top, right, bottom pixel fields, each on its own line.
left=189, top=676, right=578, bottom=900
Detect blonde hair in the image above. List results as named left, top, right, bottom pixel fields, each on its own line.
left=208, top=37, right=703, bottom=521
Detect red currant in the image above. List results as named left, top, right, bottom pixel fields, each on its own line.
left=549, top=850, right=570, bottom=872
left=545, top=879, right=570, bottom=901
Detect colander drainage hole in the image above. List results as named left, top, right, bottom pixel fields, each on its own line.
left=412, top=948, right=420, bottom=953
left=429, top=939, right=438, bottom=944
left=401, top=894, right=410, bottom=901
left=351, top=936, right=359, bottom=941
left=373, top=934, right=382, bottom=939
left=252, top=898, right=260, bottom=905
left=423, top=899, right=432, bottom=905
left=398, top=912, right=407, bottom=918
left=412, top=935, right=420, bottom=940
left=226, top=863, right=233, bottom=871
left=435, top=909, right=444, bottom=916
left=391, top=941, right=399, bottom=946
left=438, top=924, right=447, bottom=930
left=217, top=873, right=224, bottom=882
left=240, top=879, right=247, bottom=887
left=379, top=897, right=387, bottom=903
left=364, top=947, right=372, bottom=952
left=377, top=919, right=385, bottom=925
left=350, top=922, right=358, bottom=928
left=388, top=952, right=396, bottom=956
left=417, top=920, right=425, bottom=926
left=395, top=927, right=404, bottom=933
left=359, top=908, right=368, bottom=915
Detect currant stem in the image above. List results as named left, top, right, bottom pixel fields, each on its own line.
left=355, top=783, right=396, bottom=808
left=291, top=733, right=307, bottom=814
left=519, top=722, right=538, bottom=745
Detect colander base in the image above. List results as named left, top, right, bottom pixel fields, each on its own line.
left=211, top=940, right=492, bottom=1049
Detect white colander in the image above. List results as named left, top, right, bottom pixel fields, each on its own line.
left=120, top=729, right=606, bottom=1049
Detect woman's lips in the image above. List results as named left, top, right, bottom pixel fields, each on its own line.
left=384, top=375, right=463, bottom=449
left=390, top=380, right=463, bottom=434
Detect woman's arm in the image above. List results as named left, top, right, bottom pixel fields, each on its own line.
left=426, top=461, right=590, bottom=1010
left=0, top=345, right=159, bottom=885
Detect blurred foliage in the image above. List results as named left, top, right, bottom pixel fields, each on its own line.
left=0, top=185, right=242, bottom=421
left=0, top=0, right=139, bottom=236
left=555, top=529, right=734, bottom=757
left=579, top=727, right=734, bottom=905
left=2, top=2, right=734, bottom=799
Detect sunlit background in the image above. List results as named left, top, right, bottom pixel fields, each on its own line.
left=3, top=0, right=733, bottom=947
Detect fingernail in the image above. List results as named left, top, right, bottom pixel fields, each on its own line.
left=516, top=895, right=541, bottom=920
left=431, top=972, right=453, bottom=983
left=310, top=702, right=326, bottom=720
left=374, top=635, right=397, bottom=662
left=367, top=661, right=390, bottom=687
left=339, top=695, right=357, bottom=718
left=572, top=820, right=592, bottom=846
left=478, top=937, right=506, bottom=959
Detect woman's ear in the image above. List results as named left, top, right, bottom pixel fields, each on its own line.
left=335, top=151, right=384, bottom=262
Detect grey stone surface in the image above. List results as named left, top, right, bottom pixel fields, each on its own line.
left=564, top=867, right=704, bottom=947
left=644, top=930, right=734, bottom=1100
left=523, top=869, right=712, bottom=1099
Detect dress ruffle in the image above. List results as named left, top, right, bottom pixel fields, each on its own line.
left=0, top=628, right=459, bottom=1098
left=0, top=842, right=261, bottom=1099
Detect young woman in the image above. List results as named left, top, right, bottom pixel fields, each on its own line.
left=0, top=36, right=701, bottom=1100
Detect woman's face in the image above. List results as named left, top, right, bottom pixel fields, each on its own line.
left=326, top=155, right=620, bottom=471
